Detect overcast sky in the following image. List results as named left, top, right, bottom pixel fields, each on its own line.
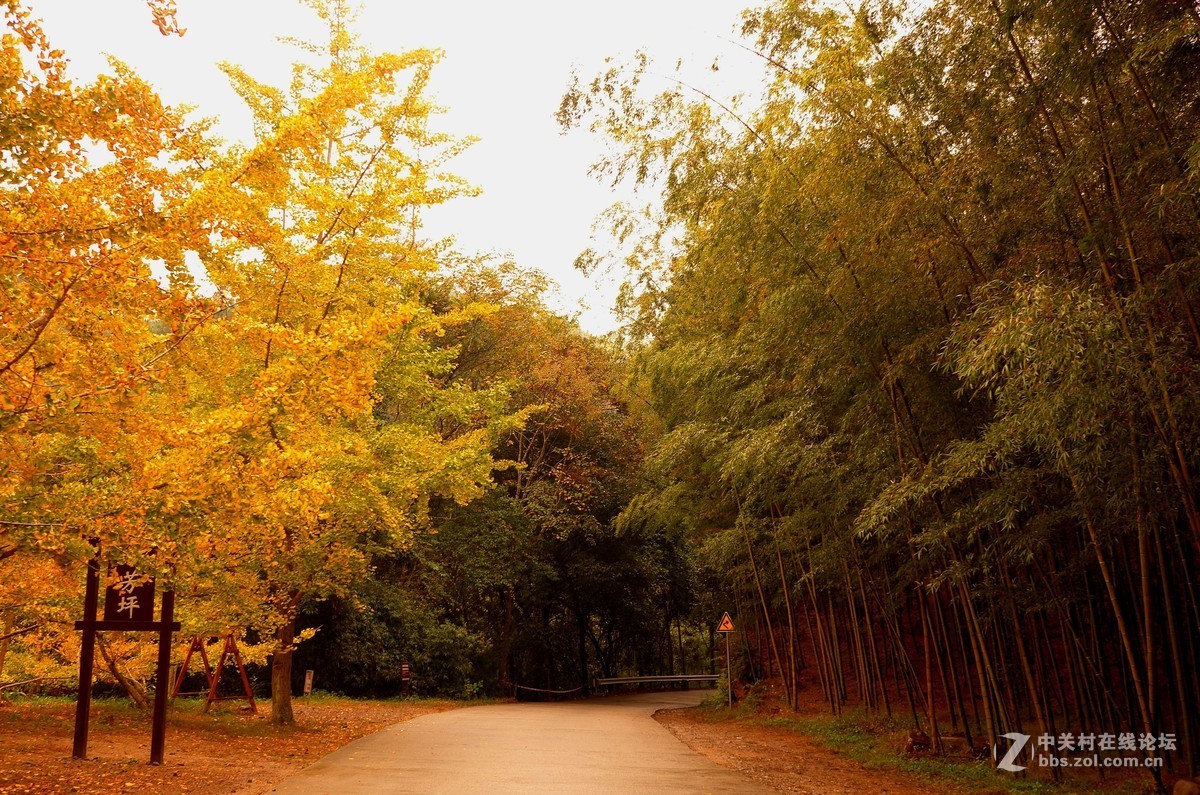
left=28, top=1, right=767, bottom=333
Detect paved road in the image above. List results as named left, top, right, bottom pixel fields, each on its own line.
left=268, top=690, right=774, bottom=794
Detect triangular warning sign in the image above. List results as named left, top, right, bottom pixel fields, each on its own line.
left=717, top=612, right=735, bottom=633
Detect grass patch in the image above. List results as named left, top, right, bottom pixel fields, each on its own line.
left=0, top=694, right=145, bottom=732
left=691, top=703, right=1149, bottom=795
left=0, top=691, right=482, bottom=739
left=775, top=712, right=1050, bottom=794
left=292, top=690, right=490, bottom=707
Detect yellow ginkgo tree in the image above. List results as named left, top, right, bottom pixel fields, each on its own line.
left=152, top=0, right=513, bottom=723
left=0, top=0, right=223, bottom=691
left=2, top=0, right=516, bottom=721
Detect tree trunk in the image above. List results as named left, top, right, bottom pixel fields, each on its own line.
left=498, top=586, right=514, bottom=691
left=96, top=635, right=149, bottom=709
left=0, top=615, right=11, bottom=685
left=272, top=619, right=296, bottom=725
left=576, top=605, right=590, bottom=692
left=743, top=529, right=786, bottom=702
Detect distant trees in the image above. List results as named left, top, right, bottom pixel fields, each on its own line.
left=565, top=0, right=1200, bottom=786
left=294, top=262, right=698, bottom=697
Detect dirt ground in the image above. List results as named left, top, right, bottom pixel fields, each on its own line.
left=654, top=695, right=1162, bottom=795
left=0, top=695, right=460, bottom=794
left=656, top=706, right=949, bottom=795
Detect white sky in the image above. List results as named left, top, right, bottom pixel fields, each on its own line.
left=27, top=1, right=767, bottom=334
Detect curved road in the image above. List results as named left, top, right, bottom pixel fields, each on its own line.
left=268, top=690, right=773, bottom=794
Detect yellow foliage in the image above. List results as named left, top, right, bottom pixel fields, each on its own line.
left=0, top=0, right=519, bottom=681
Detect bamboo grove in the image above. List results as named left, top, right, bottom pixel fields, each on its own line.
left=564, top=0, right=1200, bottom=785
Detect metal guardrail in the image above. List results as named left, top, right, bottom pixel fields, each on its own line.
left=594, top=674, right=719, bottom=687
left=514, top=684, right=584, bottom=695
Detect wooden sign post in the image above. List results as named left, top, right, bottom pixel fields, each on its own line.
left=73, top=559, right=180, bottom=764
left=717, top=612, right=735, bottom=709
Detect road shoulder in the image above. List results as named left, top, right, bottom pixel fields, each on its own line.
left=655, top=706, right=943, bottom=795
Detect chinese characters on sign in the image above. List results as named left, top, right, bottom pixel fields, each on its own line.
left=102, top=564, right=155, bottom=622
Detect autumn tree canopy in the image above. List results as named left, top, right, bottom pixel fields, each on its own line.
left=1, top=0, right=512, bottom=724
left=5, top=1, right=1200, bottom=789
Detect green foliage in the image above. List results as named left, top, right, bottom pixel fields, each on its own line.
left=294, top=574, right=484, bottom=698
left=293, top=262, right=699, bottom=696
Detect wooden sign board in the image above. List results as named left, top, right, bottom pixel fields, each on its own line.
left=74, top=556, right=179, bottom=766
left=304, top=669, right=314, bottom=696
left=103, top=564, right=155, bottom=622
left=717, top=612, right=735, bottom=633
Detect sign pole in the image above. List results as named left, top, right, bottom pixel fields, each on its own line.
left=72, top=558, right=100, bottom=760
left=716, top=611, right=735, bottom=710
left=149, top=589, right=175, bottom=765
left=725, top=631, right=732, bottom=709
